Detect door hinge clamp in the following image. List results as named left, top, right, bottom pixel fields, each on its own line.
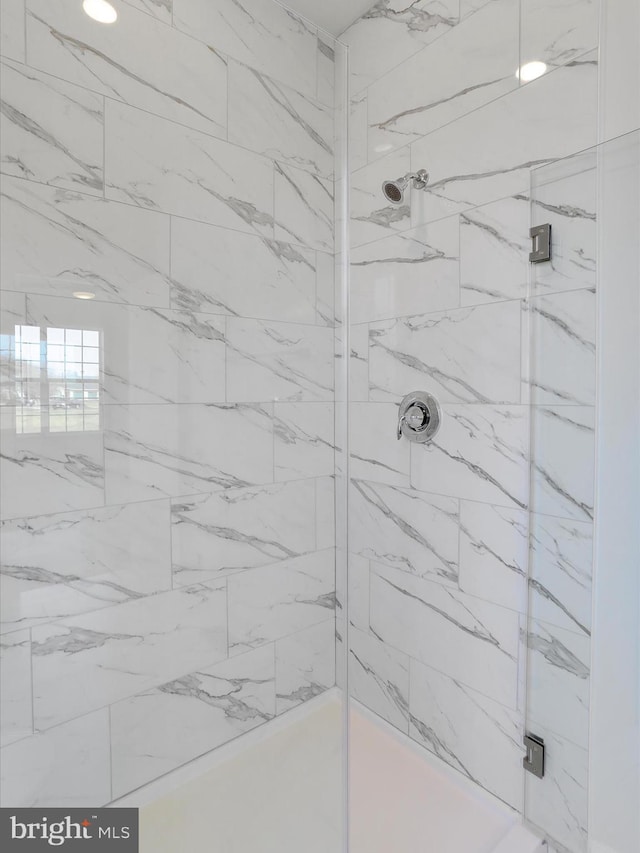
left=529, top=224, right=552, bottom=263
left=523, top=733, right=545, bottom=778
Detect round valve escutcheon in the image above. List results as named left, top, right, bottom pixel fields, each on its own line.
left=397, top=391, right=441, bottom=443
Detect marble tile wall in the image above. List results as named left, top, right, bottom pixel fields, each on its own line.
left=0, top=0, right=339, bottom=807
left=342, top=2, right=599, bottom=850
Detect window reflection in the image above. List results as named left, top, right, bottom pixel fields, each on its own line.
left=4, top=325, right=101, bottom=434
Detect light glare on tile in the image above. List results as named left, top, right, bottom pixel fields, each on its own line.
left=374, top=144, right=394, bottom=153
left=517, top=61, right=548, bottom=82
left=82, top=0, right=118, bottom=24
left=73, top=291, right=96, bottom=300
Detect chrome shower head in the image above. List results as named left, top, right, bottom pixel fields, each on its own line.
left=382, top=170, right=429, bottom=205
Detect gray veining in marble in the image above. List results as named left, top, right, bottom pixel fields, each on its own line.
left=341, top=0, right=459, bottom=94
left=105, top=100, right=274, bottom=237
left=1, top=501, right=171, bottom=632
left=350, top=479, right=459, bottom=583
left=1, top=176, right=172, bottom=306
left=349, top=626, right=410, bottom=731
left=104, top=403, right=275, bottom=503
left=27, top=0, right=228, bottom=138
left=228, top=60, right=333, bottom=178
left=31, top=581, right=227, bottom=730
left=170, top=480, right=317, bottom=586
left=1, top=59, right=103, bottom=195
left=369, top=301, right=521, bottom=404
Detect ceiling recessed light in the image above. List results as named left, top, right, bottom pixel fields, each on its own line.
left=517, top=61, right=548, bottom=83
left=82, top=0, right=118, bottom=24
left=73, top=291, right=96, bottom=300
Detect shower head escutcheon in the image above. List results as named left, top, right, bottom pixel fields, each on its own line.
left=382, top=169, right=429, bottom=205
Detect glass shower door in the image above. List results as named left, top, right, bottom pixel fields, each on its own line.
left=524, top=131, right=640, bottom=853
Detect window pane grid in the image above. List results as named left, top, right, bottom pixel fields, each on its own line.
left=13, top=325, right=101, bottom=434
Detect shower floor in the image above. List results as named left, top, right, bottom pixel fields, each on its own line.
left=125, top=693, right=541, bottom=852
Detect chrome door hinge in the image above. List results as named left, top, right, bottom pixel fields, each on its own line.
left=529, top=224, right=552, bottom=263
left=523, top=733, right=545, bottom=778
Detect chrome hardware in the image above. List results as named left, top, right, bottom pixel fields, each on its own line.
left=529, top=223, right=552, bottom=263
left=382, top=170, right=429, bottom=205
left=397, top=391, right=441, bottom=444
left=523, top=733, right=545, bottom=779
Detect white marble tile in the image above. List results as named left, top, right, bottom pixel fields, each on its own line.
left=350, top=91, right=369, bottom=173
left=26, top=294, right=226, bottom=405
left=350, top=216, right=460, bottom=324
left=529, top=288, right=596, bottom=405
left=276, top=620, right=335, bottom=713
left=316, top=34, right=335, bottom=108
left=460, top=196, right=529, bottom=306
left=459, top=0, right=493, bottom=14
left=26, top=0, right=227, bottom=138
left=409, top=658, right=524, bottom=809
left=104, top=403, right=274, bottom=504
left=226, top=318, right=334, bottom=403
left=350, top=402, right=410, bottom=487
left=349, top=626, right=410, bottom=731
left=411, top=404, right=529, bottom=509
left=370, top=564, right=520, bottom=708
left=531, top=406, right=595, bottom=522
left=1, top=59, right=103, bottom=196
left=527, top=619, right=590, bottom=750
left=170, top=216, right=316, bottom=323
left=335, top=561, right=347, bottom=690
left=32, top=581, right=227, bottom=730
left=346, top=553, right=371, bottom=634
left=0, top=290, right=25, bottom=327
left=525, top=729, right=588, bottom=853
left=350, top=480, right=458, bottom=584
left=1, top=500, right=171, bottom=632
left=459, top=501, right=528, bottom=613
left=227, top=550, right=334, bottom=655
left=124, top=0, right=173, bottom=24
left=316, top=251, right=335, bottom=327
left=173, top=0, right=318, bottom=99
left=367, top=0, right=519, bottom=161
left=315, top=476, right=336, bottom=552
left=350, top=146, right=411, bottom=248
left=520, top=0, right=599, bottom=72
left=0, top=0, right=25, bottom=63
left=111, top=644, right=276, bottom=798
left=341, top=0, right=459, bottom=94
left=409, top=54, right=598, bottom=225
left=1, top=409, right=105, bottom=520
left=531, top=158, right=597, bottom=296
left=1, top=176, right=171, bottom=306
left=335, top=548, right=346, bottom=645
left=274, top=403, right=335, bottom=480
left=370, top=301, right=522, bottom=404
left=228, top=60, right=332, bottom=178
left=349, top=324, right=370, bottom=402
left=0, top=708, right=110, bottom=807
left=105, top=100, right=273, bottom=237
left=171, top=481, right=317, bottom=587
left=274, top=163, right=334, bottom=252
left=529, top=514, right=592, bottom=637
left=0, top=629, right=32, bottom=746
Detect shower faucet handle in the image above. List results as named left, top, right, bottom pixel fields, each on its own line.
left=397, top=414, right=405, bottom=440
left=397, top=392, right=441, bottom=444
